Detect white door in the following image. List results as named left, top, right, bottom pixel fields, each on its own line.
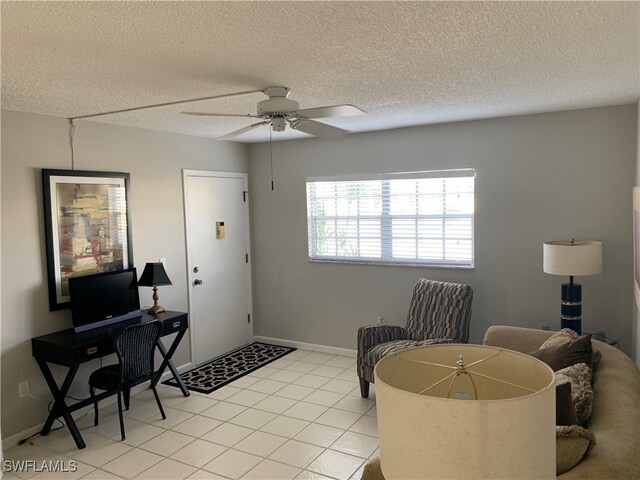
left=183, top=170, right=253, bottom=366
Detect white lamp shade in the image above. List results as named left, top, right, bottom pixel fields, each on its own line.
left=543, top=240, right=602, bottom=276
left=375, top=344, right=556, bottom=479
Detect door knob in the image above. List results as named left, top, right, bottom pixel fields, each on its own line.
left=194, top=279, right=203, bottom=286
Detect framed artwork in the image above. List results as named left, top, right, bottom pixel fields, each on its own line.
left=634, top=187, right=640, bottom=313
left=42, top=169, right=133, bottom=310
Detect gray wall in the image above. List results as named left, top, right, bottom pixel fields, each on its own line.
left=635, top=102, right=640, bottom=366
left=1, top=110, right=249, bottom=439
left=248, top=105, right=637, bottom=355
left=2, top=104, right=637, bottom=441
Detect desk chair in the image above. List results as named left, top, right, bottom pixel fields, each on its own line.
left=357, top=278, right=473, bottom=398
left=89, top=320, right=166, bottom=440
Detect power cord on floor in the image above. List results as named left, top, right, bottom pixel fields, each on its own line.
left=18, top=400, right=63, bottom=446
left=17, top=395, right=94, bottom=446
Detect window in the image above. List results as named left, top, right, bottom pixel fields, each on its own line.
left=306, top=169, right=475, bottom=267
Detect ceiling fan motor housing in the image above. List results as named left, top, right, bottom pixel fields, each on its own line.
left=257, top=86, right=300, bottom=117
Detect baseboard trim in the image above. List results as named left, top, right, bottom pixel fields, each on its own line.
left=2, top=362, right=193, bottom=450
left=253, top=336, right=357, bottom=358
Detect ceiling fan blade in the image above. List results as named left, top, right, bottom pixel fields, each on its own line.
left=293, top=104, right=365, bottom=119
left=217, top=121, right=271, bottom=141
left=290, top=119, right=349, bottom=139
left=182, top=112, right=261, bottom=118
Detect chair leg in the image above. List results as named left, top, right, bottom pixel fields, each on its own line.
left=359, top=377, right=370, bottom=398
left=90, top=387, right=99, bottom=426
left=123, top=387, right=131, bottom=410
left=116, top=391, right=126, bottom=441
left=152, top=387, right=166, bottom=420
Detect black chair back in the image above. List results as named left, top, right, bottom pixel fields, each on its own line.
left=115, top=320, right=162, bottom=389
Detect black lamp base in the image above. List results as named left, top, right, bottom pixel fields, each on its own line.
left=560, top=281, right=582, bottom=335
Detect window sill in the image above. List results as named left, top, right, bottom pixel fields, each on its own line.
left=308, top=258, right=475, bottom=269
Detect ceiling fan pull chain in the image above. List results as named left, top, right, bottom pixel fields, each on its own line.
left=270, top=127, right=275, bottom=191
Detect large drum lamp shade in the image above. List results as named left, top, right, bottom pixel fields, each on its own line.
left=375, top=344, right=556, bottom=479
left=543, top=240, right=602, bottom=276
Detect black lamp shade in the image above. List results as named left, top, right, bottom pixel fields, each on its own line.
left=138, top=262, right=172, bottom=287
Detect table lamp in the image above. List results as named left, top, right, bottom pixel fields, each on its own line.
left=138, top=262, right=172, bottom=314
left=375, top=344, right=556, bottom=479
left=543, top=239, right=602, bottom=334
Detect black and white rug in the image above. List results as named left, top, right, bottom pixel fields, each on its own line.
left=164, top=342, right=296, bottom=394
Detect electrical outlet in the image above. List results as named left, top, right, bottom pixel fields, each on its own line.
left=377, top=316, right=384, bottom=325
left=18, top=381, right=29, bottom=398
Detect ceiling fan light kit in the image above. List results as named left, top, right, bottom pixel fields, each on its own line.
left=271, top=117, right=287, bottom=132
left=182, top=86, right=366, bottom=140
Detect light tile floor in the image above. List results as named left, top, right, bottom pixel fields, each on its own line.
left=3, top=350, right=378, bottom=480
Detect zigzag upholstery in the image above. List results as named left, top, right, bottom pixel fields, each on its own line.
left=405, top=279, right=473, bottom=342
left=356, top=278, right=473, bottom=398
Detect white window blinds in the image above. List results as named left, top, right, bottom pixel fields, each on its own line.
left=306, top=170, right=475, bottom=267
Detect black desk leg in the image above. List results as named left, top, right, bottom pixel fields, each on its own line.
left=36, top=359, right=86, bottom=449
left=155, top=330, right=190, bottom=397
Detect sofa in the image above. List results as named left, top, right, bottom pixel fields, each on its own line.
left=361, top=325, right=640, bottom=479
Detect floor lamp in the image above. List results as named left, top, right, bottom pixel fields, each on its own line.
left=543, top=239, right=602, bottom=334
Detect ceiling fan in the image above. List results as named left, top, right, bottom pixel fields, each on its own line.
left=182, top=86, right=365, bottom=140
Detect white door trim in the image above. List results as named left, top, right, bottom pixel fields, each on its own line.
left=182, top=169, right=253, bottom=366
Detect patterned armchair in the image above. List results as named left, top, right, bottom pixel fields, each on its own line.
left=357, top=278, right=473, bottom=398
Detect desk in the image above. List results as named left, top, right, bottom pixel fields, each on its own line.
left=32, top=310, right=190, bottom=449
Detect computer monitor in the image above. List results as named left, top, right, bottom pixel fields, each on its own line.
left=68, top=268, right=141, bottom=333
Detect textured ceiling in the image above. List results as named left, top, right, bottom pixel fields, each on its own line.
left=1, top=1, right=639, bottom=143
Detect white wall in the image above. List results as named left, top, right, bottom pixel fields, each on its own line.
left=248, top=105, right=637, bottom=355
left=0, top=110, right=249, bottom=439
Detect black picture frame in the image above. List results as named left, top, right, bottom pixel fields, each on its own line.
left=42, top=169, right=134, bottom=311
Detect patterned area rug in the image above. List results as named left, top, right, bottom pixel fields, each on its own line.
left=164, top=342, right=296, bottom=394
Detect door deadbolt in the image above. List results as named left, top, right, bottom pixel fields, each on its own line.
left=194, top=279, right=203, bottom=286
left=193, top=267, right=199, bottom=273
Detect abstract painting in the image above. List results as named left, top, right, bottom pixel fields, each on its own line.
left=42, top=169, right=133, bottom=310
